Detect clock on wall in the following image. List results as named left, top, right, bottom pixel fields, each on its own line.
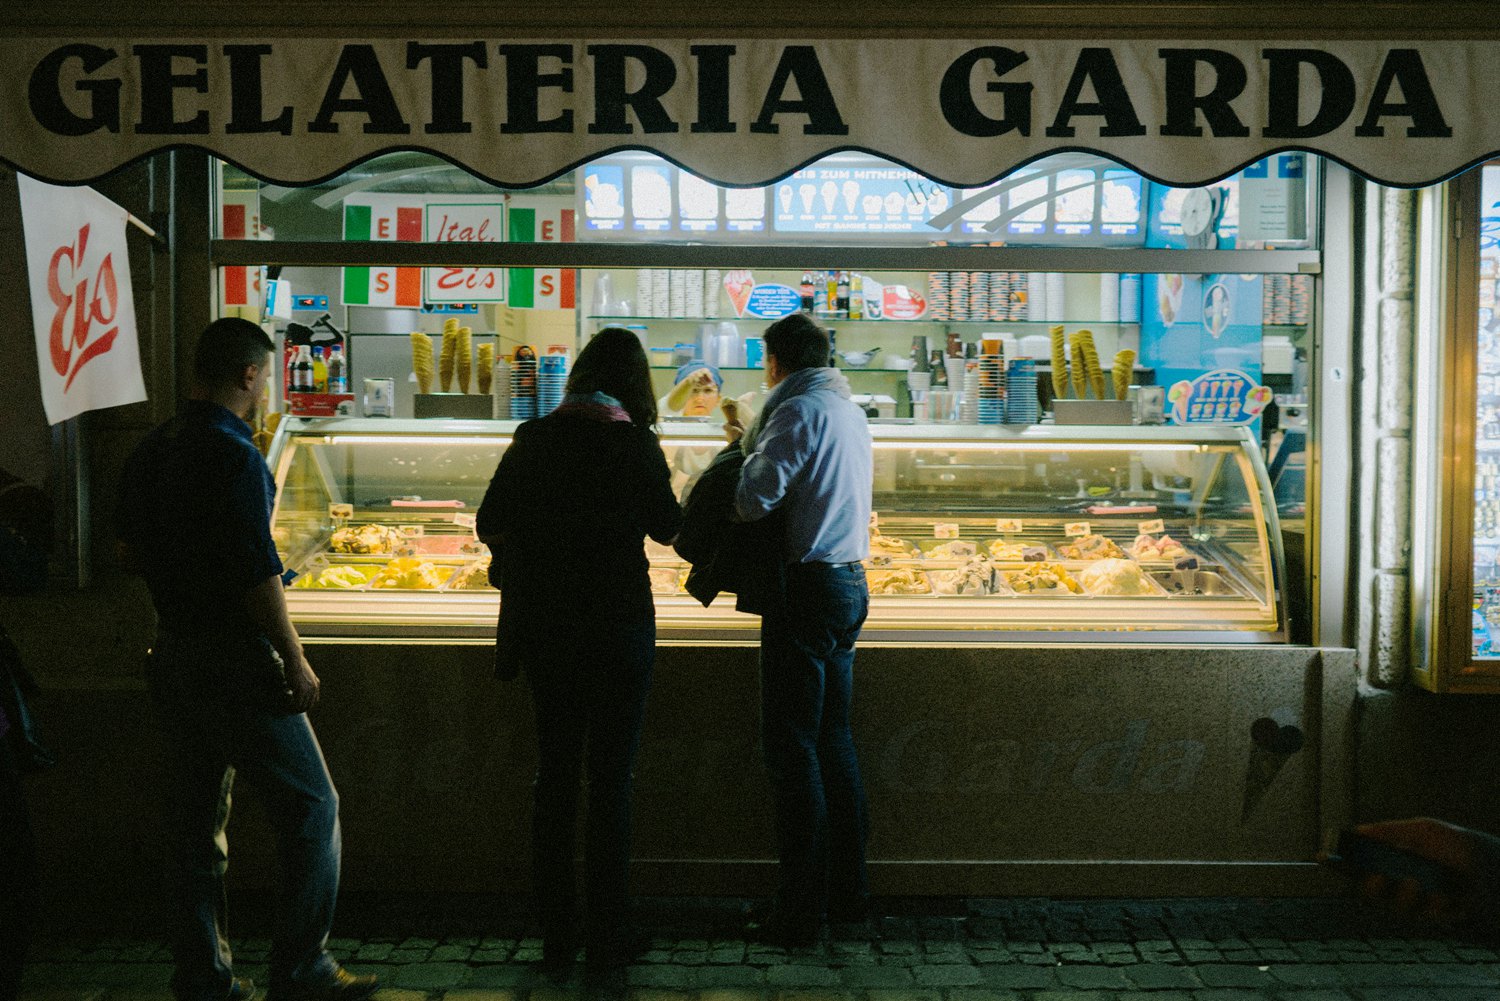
left=1179, top=186, right=1226, bottom=250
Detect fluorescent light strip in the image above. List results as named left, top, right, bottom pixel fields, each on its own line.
left=320, top=435, right=1203, bottom=454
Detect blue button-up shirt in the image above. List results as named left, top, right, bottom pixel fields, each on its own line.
left=735, top=367, right=872, bottom=564
left=116, top=400, right=283, bottom=635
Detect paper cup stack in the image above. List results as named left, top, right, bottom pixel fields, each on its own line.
left=950, top=271, right=971, bottom=320
left=537, top=354, right=568, bottom=416
left=1099, top=273, right=1121, bottom=323
left=650, top=268, right=670, bottom=317
left=635, top=269, right=654, bottom=317
left=1005, top=359, right=1039, bottom=424
left=967, top=271, right=989, bottom=321
left=1120, top=274, right=1142, bottom=323
left=509, top=351, right=538, bottom=419
left=961, top=360, right=981, bottom=423
left=975, top=342, right=1006, bottom=425
left=928, top=272, right=951, bottom=321
left=1027, top=273, right=1046, bottom=321
left=989, top=272, right=1010, bottom=322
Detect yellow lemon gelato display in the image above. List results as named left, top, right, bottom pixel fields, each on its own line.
left=1076, top=558, right=1160, bottom=596
left=866, top=567, right=931, bottom=595
left=369, top=558, right=448, bottom=590
left=1005, top=562, right=1082, bottom=594
left=292, top=565, right=377, bottom=589
left=868, top=534, right=918, bottom=559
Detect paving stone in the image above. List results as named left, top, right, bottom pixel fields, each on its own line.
left=1056, top=966, right=1131, bottom=990
left=943, top=991, right=1023, bottom=1001
left=389, top=962, right=470, bottom=990
left=708, top=947, right=748, bottom=964
left=1195, top=965, right=1274, bottom=989
left=1125, top=964, right=1202, bottom=990
left=764, top=965, right=839, bottom=988
left=879, top=942, right=920, bottom=956
left=1017, top=953, right=1059, bottom=965
left=1357, top=991, right=1500, bottom=1001
left=1268, top=965, right=1345, bottom=987
left=912, top=965, right=982, bottom=987
left=969, top=950, right=1013, bottom=964
left=352, top=944, right=393, bottom=961
left=510, top=948, right=543, bottom=964
left=428, top=945, right=472, bottom=962
left=1117, top=994, right=1194, bottom=1001
left=441, top=990, right=524, bottom=1001
left=980, top=964, right=1059, bottom=989
left=775, top=992, right=859, bottom=1001
left=1188, top=991, right=1269, bottom=1001
left=1032, top=992, right=1114, bottom=1001
left=1181, top=950, right=1223, bottom=963
left=698, top=991, right=769, bottom=1001
left=1271, top=991, right=1356, bottom=1001
left=1008, top=941, right=1047, bottom=953
left=1332, top=963, right=1429, bottom=986
left=694, top=966, right=767, bottom=989
left=864, top=991, right=941, bottom=1001
left=671, top=950, right=710, bottom=965
left=398, top=938, right=438, bottom=950
left=1424, top=964, right=1500, bottom=986
left=1262, top=949, right=1301, bottom=963
left=469, top=949, right=511, bottom=964
left=460, top=966, right=537, bottom=989
left=837, top=966, right=914, bottom=988
left=626, top=965, right=696, bottom=989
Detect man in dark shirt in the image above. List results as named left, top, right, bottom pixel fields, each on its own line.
left=117, top=318, right=375, bottom=1001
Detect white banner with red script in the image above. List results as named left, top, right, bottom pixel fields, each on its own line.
left=17, top=175, right=146, bottom=425
left=0, top=37, right=1497, bottom=188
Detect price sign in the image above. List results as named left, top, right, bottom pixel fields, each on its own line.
left=453, top=512, right=477, bottom=529
left=1138, top=519, right=1166, bottom=535
left=1064, top=521, right=1092, bottom=537
left=996, top=518, right=1024, bottom=534
left=397, top=524, right=425, bottom=538
left=327, top=503, right=353, bottom=520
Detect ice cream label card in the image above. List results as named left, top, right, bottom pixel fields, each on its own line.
left=1167, top=368, right=1273, bottom=425
left=744, top=284, right=801, bottom=319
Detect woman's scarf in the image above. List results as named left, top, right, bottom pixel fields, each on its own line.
left=553, top=390, right=632, bottom=423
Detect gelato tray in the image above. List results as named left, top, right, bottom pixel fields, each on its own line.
left=1151, top=568, right=1247, bottom=598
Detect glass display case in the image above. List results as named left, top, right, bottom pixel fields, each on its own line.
left=267, top=418, right=1284, bottom=643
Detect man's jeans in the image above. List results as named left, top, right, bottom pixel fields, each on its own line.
left=147, top=646, right=340, bottom=1001
left=758, top=561, right=870, bottom=921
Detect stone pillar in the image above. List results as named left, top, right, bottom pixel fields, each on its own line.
left=1358, top=185, right=1418, bottom=687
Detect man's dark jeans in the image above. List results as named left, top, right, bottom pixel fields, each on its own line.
left=758, top=561, right=870, bottom=922
left=147, top=645, right=340, bottom=1001
left=525, top=619, right=655, bottom=949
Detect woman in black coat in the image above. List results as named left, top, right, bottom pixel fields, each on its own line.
left=477, top=328, right=682, bottom=984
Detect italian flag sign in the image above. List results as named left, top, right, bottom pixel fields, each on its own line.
left=508, top=196, right=575, bottom=309
left=342, top=194, right=423, bottom=307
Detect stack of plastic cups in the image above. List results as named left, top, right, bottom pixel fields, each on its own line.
left=703, top=269, right=721, bottom=318
left=491, top=358, right=512, bottom=419
left=668, top=270, right=687, bottom=318
left=961, top=360, right=980, bottom=423
left=1027, top=273, right=1046, bottom=320
left=684, top=269, right=705, bottom=318
left=976, top=343, right=1006, bottom=425
left=1120, top=274, right=1142, bottom=323
left=509, top=353, right=537, bottom=420
left=1099, top=273, right=1121, bottom=323
left=651, top=269, right=670, bottom=317
left=1005, top=358, right=1039, bottom=424
left=928, top=272, right=951, bottom=321
left=1045, top=273, right=1067, bottom=321
left=536, top=354, right=567, bottom=416
left=635, top=269, right=653, bottom=317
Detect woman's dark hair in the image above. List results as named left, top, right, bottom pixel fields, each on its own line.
left=763, top=313, right=831, bottom=372
left=565, top=327, right=659, bottom=426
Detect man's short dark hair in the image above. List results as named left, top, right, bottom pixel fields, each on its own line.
left=193, top=317, right=274, bottom=386
left=762, top=314, right=830, bottom=372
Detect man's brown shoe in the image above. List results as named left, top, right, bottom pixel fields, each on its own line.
left=268, top=967, right=379, bottom=1001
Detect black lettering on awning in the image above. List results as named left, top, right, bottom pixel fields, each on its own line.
left=588, top=44, right=679, bottom=135
left=498, top=44, right=574, bottom=134
left=1045, top=48, right=1147, bottom=138
left=1159, top=49, right=1249, bottom=138
left=940, top=47, right=1033, bottom=138
left=408, top=42, right=486, bottom=135
left=308, top=44, right=411, bottom=135
left=750, top=46, right=848, bottom=136
left=28, top=44, right=121, bottom=136
left=1356, top=48, right=1452, bottom=138
left=1263, top=49, right=1355, bottom=139
left=225, top=45, right=293, bottom=135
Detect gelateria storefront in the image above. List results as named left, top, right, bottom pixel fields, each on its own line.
left=5, top=29, right=1495, bottom=894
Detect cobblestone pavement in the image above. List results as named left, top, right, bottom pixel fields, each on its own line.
left=20, top=897, right=1500, bottom=1001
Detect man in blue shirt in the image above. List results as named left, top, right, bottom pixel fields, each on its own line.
left=116, top=318, right=375, bottom=1001
left=727, top=313, right=873, bottom=947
